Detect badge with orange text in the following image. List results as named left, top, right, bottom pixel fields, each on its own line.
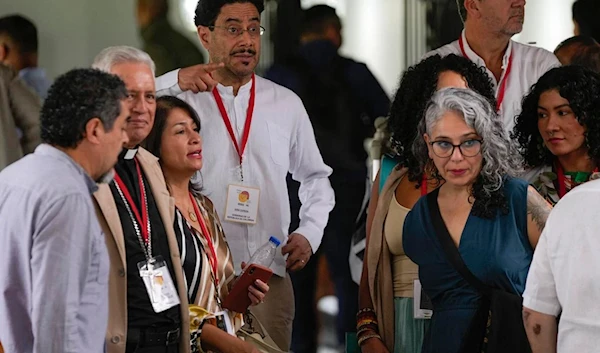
left=224, top=184, right=260, bottom=224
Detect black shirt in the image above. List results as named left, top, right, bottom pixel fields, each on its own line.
left=110, top=149, right=181, bottom=328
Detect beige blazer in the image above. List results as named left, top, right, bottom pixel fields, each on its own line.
left=93, top=148, right=191, bottom=353
left=0, top=64, right=41, bottom=170
left=367, top=165, right=408, bottom=353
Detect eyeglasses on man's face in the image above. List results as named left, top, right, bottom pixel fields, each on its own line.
left=429, top=139, right=483, bottom=158
left=208, top=24, right=266, bottom=38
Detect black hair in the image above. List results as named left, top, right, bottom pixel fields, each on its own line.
left=138, top=0, right=169, bottom=17
left=573, top=0, right=600, bottom=43
left=389, top=54, right=496, bottom=184
left=41, top=68, right=127, bottom=148
left=194, top=0, right=265, bottom=27
left=555, top=35, right=599, bottom=53
left=571, top=45, right=600, bottom=73
left=145, top=95, right=203, bottom=195
left=0, top=14, right=38, bottom=53
left=301, top=5, right=341, bottom=35
left=512, top=66, right=600, bottom=168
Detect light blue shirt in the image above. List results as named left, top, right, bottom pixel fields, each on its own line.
left=19, top=67, right=52, bottom=99
left=0, top=144, right=109, bottom=353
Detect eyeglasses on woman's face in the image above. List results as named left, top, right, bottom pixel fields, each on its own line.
left=429, top=139, right=483, bottom=158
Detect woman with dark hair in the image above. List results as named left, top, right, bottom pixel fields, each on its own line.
left=403, top=88, right=551, bottom=353
left=357, top=54, right=496, bottom=353
left=145, top=96, right=268, bottom=353
left=513, top=66, right=600, bottom=206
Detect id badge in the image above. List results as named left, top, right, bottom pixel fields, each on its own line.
left=138, top=256, right=180, bottom=313
left=413, top=279, right=433, bottom=319
left=224, top=184, right=260, bottom=224
left=213, top=310, right=235, bottom=335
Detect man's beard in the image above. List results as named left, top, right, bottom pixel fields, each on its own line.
left=96, top=168, right=115, bottom=184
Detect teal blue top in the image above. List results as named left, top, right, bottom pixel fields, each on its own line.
left=402, top=177, right=532, bottom=353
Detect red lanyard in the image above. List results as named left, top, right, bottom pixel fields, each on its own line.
left=458, top=36, right=513, bottom=112
left=421, top=174, right=428, bottom=196
left=556, top=162, right=598, bottom=198
left=212, top=74, right=256, bottom=174
left=114, top=159, right=150, bottom=245
left=189, top=192, right=219, bottom=285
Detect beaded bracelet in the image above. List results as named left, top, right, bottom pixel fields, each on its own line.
left=357, top=333, right=381, bottom=346
left=357, top=326, right=378, bottom=337
left=356, top=308, right=376, bottom=320
left=357, top=318, right=377, bottom=326
left=357, top=307, right=376, bottom=316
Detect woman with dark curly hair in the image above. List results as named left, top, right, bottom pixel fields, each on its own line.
left=357, top=54, right=496, bottom=353
left=403, top=88, right=551, bottom=353
left=513, top=66, right=600, bottom=206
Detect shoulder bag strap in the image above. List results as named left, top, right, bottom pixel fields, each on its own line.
left=426, top=189, right=491, bottom=296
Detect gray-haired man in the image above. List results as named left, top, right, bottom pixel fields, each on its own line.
left=92, top=46, right=190, bottom=353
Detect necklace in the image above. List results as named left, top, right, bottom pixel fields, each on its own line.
left=176, top=200, right=198, bottom=223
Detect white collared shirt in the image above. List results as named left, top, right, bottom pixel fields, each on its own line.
left=156, top=71, right=335, bottom=277
left=424, top=30, right=560, bottom=133
left=523, top=179, right=600, bottom=353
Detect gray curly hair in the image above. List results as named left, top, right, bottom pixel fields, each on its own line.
left=413, top=87, right=523, bottom=196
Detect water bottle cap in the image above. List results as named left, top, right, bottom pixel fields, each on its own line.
left=268, top=236, right=281, bottom=247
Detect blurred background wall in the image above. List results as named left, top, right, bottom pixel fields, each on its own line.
left=0, top=0, right=576, bottom=96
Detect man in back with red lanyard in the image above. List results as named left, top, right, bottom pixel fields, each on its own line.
left=424, top=0, right=560, bottom=133
left=92, top=46, right=192, bottom=353
left=155, top=0, right=335, bottom=350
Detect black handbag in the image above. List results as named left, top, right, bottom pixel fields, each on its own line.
left=426, top=189, right=531, bottom=353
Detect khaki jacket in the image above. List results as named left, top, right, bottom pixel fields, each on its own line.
left=367, top=166, right=408, bottom=353
left=0, top=64, right=41, bottom=170
left=93, top=148, right=190, bottom=353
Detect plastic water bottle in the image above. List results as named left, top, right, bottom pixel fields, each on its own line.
left=247, top=236, right=281, bottom=267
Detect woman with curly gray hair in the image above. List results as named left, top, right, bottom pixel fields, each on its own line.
left=402, top=88, right=551, bottom=353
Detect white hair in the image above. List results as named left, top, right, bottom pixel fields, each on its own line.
left=92, top=46, right=156, bottom=76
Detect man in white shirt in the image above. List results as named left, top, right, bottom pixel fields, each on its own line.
left=522, top=179, right=600, bottom=353
left=425, top=0, right=560, bottom=133
left=155, top=0, right=335, bottom=350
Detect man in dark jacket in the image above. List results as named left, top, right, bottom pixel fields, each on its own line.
left=266, top=5, right=389, bottom=352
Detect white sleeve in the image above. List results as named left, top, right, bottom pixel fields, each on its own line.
left=539, top=51, right=561, bottom=74
left=288, top=100, right=335, bottom=253
left=522, top=228, right=561, bottom=316
left=156, top=69, right=184, bottom=97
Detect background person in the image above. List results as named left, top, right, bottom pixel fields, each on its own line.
left=265, top=5, right=390, bottom=352
left=553, top=35, right=599, bottom=66
left=136, top=0, right=205, bottom=76
left=513, top=66, right=600, bottom=206
left=572, top=0, right=600, bottom=44
left=0, top=63, right=40, bottom=171
left=0, top=14, right=51, bottom=98
left=425, top=0, right=559, bottom=133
